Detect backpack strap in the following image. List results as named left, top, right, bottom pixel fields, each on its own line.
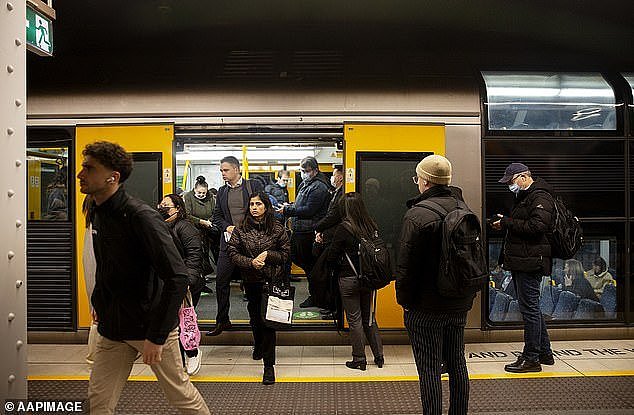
left=340, top=221, right=360, bottom=275
left=418, top=199, right=450, bottom=219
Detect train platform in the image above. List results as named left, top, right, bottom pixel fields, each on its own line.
left=27, top=338, right=634, bottom=414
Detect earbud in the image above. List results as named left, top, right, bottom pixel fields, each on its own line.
left=107, top=177, right=115, bottom=183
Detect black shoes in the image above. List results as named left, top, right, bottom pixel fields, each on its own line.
left=504, top=356, right=542, bottom=373
left=299, top=296, right=315, bottom=308
left=540, top=353, right=555, bottom=365
left=374, top=357, right=384, bottom=368
left=262, top=366, right=275, bottom=385
left=253, top=347, right=263, bottom=361
left=206, top=321, right=232, bottom=336
left=345, top=360, right=367, bottom=371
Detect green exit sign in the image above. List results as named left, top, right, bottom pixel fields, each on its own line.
left=26, top=5, right=53, bottom=56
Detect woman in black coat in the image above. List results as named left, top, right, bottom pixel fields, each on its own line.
left=158, top=193, right=205, bottom=376
left=563, top=259, right=599, bottom=302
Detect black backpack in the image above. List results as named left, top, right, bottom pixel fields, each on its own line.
left=419, top=199, right=488, bottom=298
left=341, top=222, right=393, bottom=290
left=537, top=191, right=582, bottom=260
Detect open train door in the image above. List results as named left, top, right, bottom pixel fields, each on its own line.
left=343, top=123, right=445, bottom=328
left=74, top=124, right=174, bottom=328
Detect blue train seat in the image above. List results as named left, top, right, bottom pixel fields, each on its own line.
left=489, top=287, right=498, bottom=314
left=504, top=300, right=522, bottom=321
left=540, top=285, right=561, bottom=317
left=490, top=291, right=512, bottom=322
left=552, top=290, right=580, bottom=320
left=573, top=298, right=604, bottom=320
left=600, top=283, right=617, bottom=319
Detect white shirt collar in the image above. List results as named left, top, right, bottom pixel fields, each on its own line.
left=226, top=176, right=243, bottom=188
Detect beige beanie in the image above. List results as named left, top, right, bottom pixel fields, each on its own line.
left=416, top=155, right=452, bottom=185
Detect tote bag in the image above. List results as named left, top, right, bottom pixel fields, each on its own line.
left=179, top=289, right=201, bottom=350
left=261, top=280, right=295, bottom=330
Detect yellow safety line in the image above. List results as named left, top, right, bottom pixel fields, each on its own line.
left=28, top=370, right=634, bottom=383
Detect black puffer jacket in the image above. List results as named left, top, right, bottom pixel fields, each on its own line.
left=500, top=177, right=554, bottom=274
left=227, top=218, right=290, bottom=283
left=395, top=185, right=475, bottom=313
left=284, top=172, right=331, bottom=233
left=168, top=218, right=205, bottom=295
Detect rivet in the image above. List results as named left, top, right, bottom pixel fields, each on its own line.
left=15, top=99, right=22, bottom=107
left=7, top=65, right=14, bottom=73
left=16, top=219, right=22, bottom=228
left=16, top=340, right=23, bottom=349
left=15, top=160, right=22, bottom=167
left=15, top=38, right=22, bottom=46
left=15, top=280, right=22, bottom=288
left=8, top=312, right=15, bottom=322
left=8, top=251, right=15, bottom=260
left=8, top=374, right=16, bottom=383
left=7, top=127, right=15, bottom=135
left=8, top=189, right=15, bottom=197
left=7, top=2, right=14, bottom=11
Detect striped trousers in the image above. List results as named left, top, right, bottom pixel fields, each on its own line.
left=404, top=309, right=469, bottom=415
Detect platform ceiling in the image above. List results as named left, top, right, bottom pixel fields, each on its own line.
left=28, top=0, right=634, bottom=89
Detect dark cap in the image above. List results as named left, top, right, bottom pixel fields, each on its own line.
left=498, top=163, right=530, bottom=183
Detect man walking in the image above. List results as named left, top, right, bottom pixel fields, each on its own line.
left=207, top=156, right=262, bottom=336
left=492, top=162, right=555, bottom=372
left=395, top=155, right=474, bottom=415
left=79, top=141, right=210, bottom=415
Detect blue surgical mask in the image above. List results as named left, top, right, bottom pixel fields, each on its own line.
left=508, top=183, right=520, bottom=194
left=300, top=171, right=310, bottom=181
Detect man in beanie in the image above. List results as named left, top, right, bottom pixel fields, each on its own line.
left=491, top=163, right=555, bottom=372
left=396, top=154, right=474, bottom=415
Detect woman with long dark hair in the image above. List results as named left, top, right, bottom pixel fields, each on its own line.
left=158, top=193, right=205, bottom=376
left=562, top=259, right=598, bottom=302
left=327, top=192, right=384, bottom=370
left=227, top=191, right=290, bottom=385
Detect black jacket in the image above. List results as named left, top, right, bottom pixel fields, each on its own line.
left=169, top=218, right=205, bottom=294
left=212, top=178, right=263, bottom=251
left=326, top=222, right=361, bottom=278
left=285, top=172, right=331, bottom=233
left=500, top=177, right=554, bottom=274
left=395, top=185, right=475, bottom=313
left=314, top=186, right=344, bottom=244
left=90, top=187, right=188, bottom=345
left=265, top=182, right=289, bottom=204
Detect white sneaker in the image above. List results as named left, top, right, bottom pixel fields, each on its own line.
left=185, top=354, right=201, bottom=376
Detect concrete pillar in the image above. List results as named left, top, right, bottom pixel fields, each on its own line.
left=1, top=0, right=28, bottom=400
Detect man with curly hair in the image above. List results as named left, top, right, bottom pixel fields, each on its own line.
left=79, top=141, right=209, bottom=414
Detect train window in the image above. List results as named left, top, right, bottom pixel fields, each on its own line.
left=624, top=73, right=634, bottom=135
left=125, top=152, right=162, bottom=208
left=482, top=72, right=617, bottom=131
left=487, top=223, right=624, bottom=324
left=26, top=147, right=69, bottom=221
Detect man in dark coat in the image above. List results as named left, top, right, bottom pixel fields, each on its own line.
left=265, top=169, right=290, bottom=204
left=207, top=156, right=263, bottom=336
left=395, top=155, right=473, bottom=415
left=79, top=141, right=209, bottom=414
left=277, top=156, right=331, bottom=308
left=492, top=162, right=555, bottom=372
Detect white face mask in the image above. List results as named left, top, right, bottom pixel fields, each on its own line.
left=300, top=171, right=310, bottom=181
left=194, top=192, right=207, bottom=200
left=330, top=175, right=337, bottom=186
left=508, top=183, right=520, bottom=194
left=278, top=180, right=287, bottom=188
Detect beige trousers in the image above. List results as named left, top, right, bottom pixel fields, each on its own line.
left=88, top=328, right=210, bottom=415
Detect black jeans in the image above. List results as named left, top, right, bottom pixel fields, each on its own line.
left=215, top=250, right=236, bottom=324
left=291, top=232, right=316, bottom=295
left=512, top=271, right=552, bottom=362
left=244, top=282, right=276, bottom=367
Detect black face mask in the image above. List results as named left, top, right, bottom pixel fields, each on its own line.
left=157, top=206, right=173, bottom=219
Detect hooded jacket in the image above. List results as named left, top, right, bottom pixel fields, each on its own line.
left=168, top=217, right=205, bottom=294
left=500, top=177, right=555, bottom=274
left=226, top=218, right=290, bottom=283
left=89, top=187, right=188, bottom=345
left=395, top=185, right=475, bottom=313
left=284, top=172, right=331, bottom=233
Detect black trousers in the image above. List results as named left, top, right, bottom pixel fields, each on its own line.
left=404, top=309, right=469, bottom=415
left=291, top=232, right=316, bottom=295
left=215, top=250, right=236, bottom=324
left=244, top=282, right=276, bottom=367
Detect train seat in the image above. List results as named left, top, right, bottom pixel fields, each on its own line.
left=491, top=291, right=512, bottom=322
left=552, top=290, right=580, bottom=320
left=600, top=283, right=617, bottom=319
left=573, top=298, right=604, bottom=320
left=504, top=300, right=521, bottom=321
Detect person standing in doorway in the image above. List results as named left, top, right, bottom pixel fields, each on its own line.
left=184, top=175, right=217, bottom=277
left=207, top=156, right=263, bottom=336
left=79, top=141, right=209, bottom=415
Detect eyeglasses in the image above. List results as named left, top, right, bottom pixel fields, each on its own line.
left=412, top=176, right=420, bottom=185
left=159, top=204, right=175, bottom=209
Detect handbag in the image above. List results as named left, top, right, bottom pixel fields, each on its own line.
left=178, top=289, right=201, bottom=350
left=261, top=279, right=295, bottom=330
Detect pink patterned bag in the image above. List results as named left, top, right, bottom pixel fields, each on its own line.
left=178, top=290, right=200, bottom=351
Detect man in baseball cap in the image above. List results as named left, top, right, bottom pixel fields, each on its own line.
left=498, top=162, right=530, bottom=184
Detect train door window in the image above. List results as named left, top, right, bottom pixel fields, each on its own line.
left=175, top=141, right=341, bottom=327
left=623, top=73, right=634, bottom=136
left=27, top=147, right=70, bottom=221
left=125, top=152, right=162, bottom=208
left=355, top=152, right=431, bottom=269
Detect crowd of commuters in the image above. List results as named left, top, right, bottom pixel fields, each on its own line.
left=80, top=140, right=606, bottom=414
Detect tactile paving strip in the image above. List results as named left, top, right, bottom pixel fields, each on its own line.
left=28, top=377, right=634, bottom=414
